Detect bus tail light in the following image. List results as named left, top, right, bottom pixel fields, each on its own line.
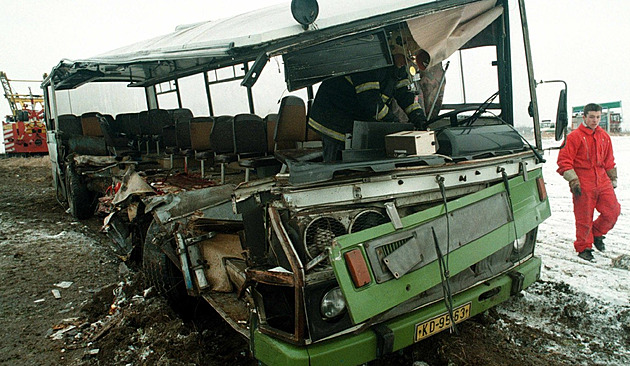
left=536, top=177, right=547, bottom=201
left=344, top=249, right=371, bottom=288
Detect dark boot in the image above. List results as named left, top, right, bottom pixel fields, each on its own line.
left=578, top=248, right=595, bottom=262
left=593, top=236, right=606, bottom=252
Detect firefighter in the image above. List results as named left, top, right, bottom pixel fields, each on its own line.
left=308, top=33, right=428, bottom=162
left=557, top=103, right=621, bottom=262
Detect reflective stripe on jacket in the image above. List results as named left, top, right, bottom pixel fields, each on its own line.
left=309, top=66, right=421, bottom=141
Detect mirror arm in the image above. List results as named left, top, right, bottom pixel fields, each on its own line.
left=544, top=136, right=567, bottom=152
left=537, top=79, right=569, bottom=141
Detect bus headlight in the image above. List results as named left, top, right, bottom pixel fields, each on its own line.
left=320, top=287, right=347, bottom=319
left=511, top=229, right=537, bottom=262
left=513, top=234, right=528, bottom=251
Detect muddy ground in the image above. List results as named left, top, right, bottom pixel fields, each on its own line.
left=0, top=156, right=628, bottom=366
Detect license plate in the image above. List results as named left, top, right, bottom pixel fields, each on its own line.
left=414, top=302, right=472, bottom=342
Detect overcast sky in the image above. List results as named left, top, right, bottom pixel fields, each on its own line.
left=1, top=0, right=629, bottom=122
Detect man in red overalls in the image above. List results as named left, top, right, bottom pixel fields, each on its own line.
left=557, top=103, right=620, bottom=262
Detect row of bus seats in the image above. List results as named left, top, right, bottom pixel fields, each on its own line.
left=166, top=96, right=321, bottom=182
left=57, top=112, right=111, bottom=156
left=54, top=95, right=320, bottom=182
left=56, top=109, right=194, bottom=158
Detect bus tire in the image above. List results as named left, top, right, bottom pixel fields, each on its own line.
left=65, top=165, right=93, bottom=220
left=142, top=220, right=189, bottom=305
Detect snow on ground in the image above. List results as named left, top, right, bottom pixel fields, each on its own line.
left=498, top=135, right=630, bottom=365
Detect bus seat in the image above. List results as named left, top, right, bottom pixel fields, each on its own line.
left=97, top=113, right=137, bottom=158
left=80, top=112, right=104, bottom=137
left=162, top=124, right=179, bottom=168
left=57, top=114, right=83, bottom=139
left=115, top=112, right=142, bottom=150
left=190, top=116, right=215, bottom=177
left=209, top=115, right=237, bottom=184
left=138, top=109, right=170, bottom=154
left=175, top=116, right=193, bottom=151
left=233, top=114, right=266, bottom=157
left=274, top=96, right=306, bottom=151
left=236, top=114, right=280, bottom=181
left=264, top=113, right=278, bottom=154
left=168, top=108, right=194, bottom=125
left=161, top=111, right=182, bottom=168
left=173, top=114, right=193, bottom=173
left=57, top=114, right=107, bottom=156
left=272, top=96, right=322, bottom=170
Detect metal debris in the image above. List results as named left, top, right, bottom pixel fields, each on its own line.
left=50, top=325, right=77, bottom=340
left=612, top=254, right=630, bottom=270
left=55, top=281, right=73, bottom=289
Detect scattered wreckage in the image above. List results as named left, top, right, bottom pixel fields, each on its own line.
left=41, top=0, right=566, bottom=364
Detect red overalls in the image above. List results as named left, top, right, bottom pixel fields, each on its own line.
left=557, top=124, right=620, bottom=253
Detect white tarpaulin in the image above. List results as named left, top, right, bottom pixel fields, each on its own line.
left=407, top=0, right=502, bottom=69
left=44, top=0, right=501, bottom=90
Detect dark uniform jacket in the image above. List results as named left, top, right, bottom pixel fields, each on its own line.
left=308, top=66, right=425, bottom=142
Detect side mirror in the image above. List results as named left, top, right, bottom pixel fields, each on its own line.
left=555, top=88, right=568, bottom=141
left=291, top=0, right=319, bottom=29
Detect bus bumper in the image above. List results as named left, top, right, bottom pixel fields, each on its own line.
left=253, top=256, right=541, bottom=366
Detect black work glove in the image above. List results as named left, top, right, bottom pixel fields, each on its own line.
left=408, top=108, right=428, bottom=130
left=607, top=167, right=618, bottom=188
left=569, top=179, right=581, bottom=197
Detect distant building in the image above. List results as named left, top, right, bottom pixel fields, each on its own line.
left=541, top=119, right=555, bottom=132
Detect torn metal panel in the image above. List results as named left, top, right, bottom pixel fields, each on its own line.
left=102, top=211, right=134, bottom=259
left=175, top=230, right=196, bottom=294
left=145, top=219, right=179, bottom=267
left=225, top=259, right=248, bottom=292
left=285, top=155, right=446, bottom=185
left=266, top=206, right=307, bottom=342
left=112, top=168, right=155, bottom=205
left=201, top=292, right=251, bottom=339
left=246, top=268, right=296, bottom=287
left=72, top=154, right=119, bottom=167
left=232, top=176, right=277, bottom=204
left=144, top=184, right=240, bottom=225
left=374, top=192, right=512, bottom=282
left=127, top=202, right=140, bottom=221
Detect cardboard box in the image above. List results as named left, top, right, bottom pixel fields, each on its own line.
left=385, top=130, right=436, bottom=157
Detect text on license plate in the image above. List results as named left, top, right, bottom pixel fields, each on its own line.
left=414, top=302, right=472, bottom=342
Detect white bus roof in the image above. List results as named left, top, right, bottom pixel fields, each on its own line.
left=44, top=0, right=497, bottom=90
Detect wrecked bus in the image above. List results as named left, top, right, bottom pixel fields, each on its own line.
left=42, top=0, right=562, bottom=364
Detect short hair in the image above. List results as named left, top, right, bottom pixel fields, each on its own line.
left=583, top=103, right=602, bottom=115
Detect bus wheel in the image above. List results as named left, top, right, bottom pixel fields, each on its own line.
left=142, top=220, right=189, bottom=305
left=65, top=165, right=94, bottom=220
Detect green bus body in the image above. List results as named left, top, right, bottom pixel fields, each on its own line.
left=332, top=168, right=550, bottom=323
left=254, top=258, right=541, bottom=366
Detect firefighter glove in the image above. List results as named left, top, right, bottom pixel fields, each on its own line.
left=607, top=167, right=618, bottom=188
left=562, top=169, right=581, bottom=196
left=409, top=108, right=428, bottom=130
left=569, top=179, right=581, bottom=197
